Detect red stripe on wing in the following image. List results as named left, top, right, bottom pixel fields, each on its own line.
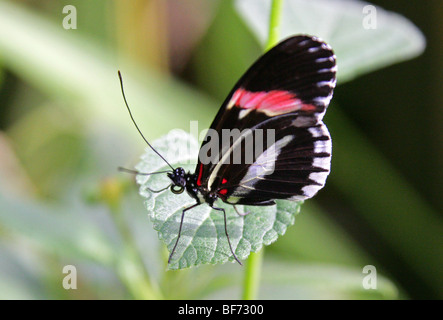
left=232, top=88, right=316, bottom=113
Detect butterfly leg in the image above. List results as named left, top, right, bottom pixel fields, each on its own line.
left=211, top=206, right=242, bottom=266
left=168, top=202, right=200, bottom=264
left=233, top=205, right=250, bottom=216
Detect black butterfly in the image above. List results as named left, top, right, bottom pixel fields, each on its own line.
left=119, top=35, right=336, bottom=265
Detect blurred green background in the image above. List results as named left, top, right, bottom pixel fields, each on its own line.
left=0, top=0, right=441, bottom=299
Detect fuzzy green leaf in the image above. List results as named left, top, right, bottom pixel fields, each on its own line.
left=135, top=130, right=301, bottom=270
left=235, top=0, right=426, bottom=83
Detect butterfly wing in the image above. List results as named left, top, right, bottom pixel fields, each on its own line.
left=209, top=114, right=332, bottom=204
left=195, top=35, right=336, bottom=203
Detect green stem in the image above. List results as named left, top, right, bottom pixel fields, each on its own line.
left=265, top=0, right=284, bottom=51
left=242, top=250, right=264, bottom=300
left=242, top=0, right=284, bottom=300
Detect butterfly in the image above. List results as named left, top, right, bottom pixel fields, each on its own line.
left=119, top=35, right=337, bottom=265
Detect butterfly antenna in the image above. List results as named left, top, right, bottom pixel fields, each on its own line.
left=117, top=167, right=171, bottom=175
left=118, top=71, right=174, bottom=171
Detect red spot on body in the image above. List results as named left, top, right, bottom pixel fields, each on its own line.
left=219, top=189, right=228, bottom=195
left=196, top=163, right=203, bottom=186
left=231, top=88, right=317, bottom=114
left=222, top=178, right=227, bottom=184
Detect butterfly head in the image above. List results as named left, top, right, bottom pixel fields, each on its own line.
left=167, top=167, right=187, bottom=194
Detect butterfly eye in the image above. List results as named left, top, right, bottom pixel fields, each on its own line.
left=171, top=185, right=184, bottom=194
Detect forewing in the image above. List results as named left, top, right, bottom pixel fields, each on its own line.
left=196, top=35, right=336, bottom=194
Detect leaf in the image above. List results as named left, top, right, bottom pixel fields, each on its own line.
left=258, top=261, right=398, bottom=300
left=235, top=0, right=426, bottom=83
left=205, top=260, right=398, bottom=299
left=0, top=191, right=116, bottom=266
left=135, top=130, right=301, bottom=270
